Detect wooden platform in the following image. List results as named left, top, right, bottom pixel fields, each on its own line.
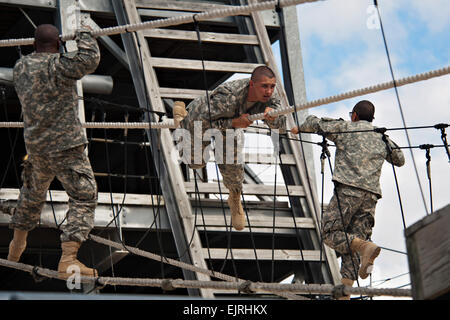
left=405, top=204, right=450, bottom=300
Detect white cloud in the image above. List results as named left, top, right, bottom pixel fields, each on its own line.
left=408, top=0, right=450, bottom=33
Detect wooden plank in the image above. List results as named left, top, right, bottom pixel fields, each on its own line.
left=203, top=248, right=323, bottom=261
left=195, top=215, right=316, bottom=234
left=159, top=87, right=209, bottom=100
left=405, top=204, right=450, bottom=300
left=135, top=0, right=242, bottom=13
left=143, top=29, right=259, bottom=45
left=206, top=153, right=296, bottom=165
left=150, top=57, right=260, bottom=73
left=0, top=188, right=164, bottom=206
left=184, top=182, right=305, bottom=197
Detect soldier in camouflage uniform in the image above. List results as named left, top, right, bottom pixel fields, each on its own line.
left=179, top=66, right=286, bottom=230
left=2, top=24, right=100, bottom=278
left=291, top=100, right=405, bottom=299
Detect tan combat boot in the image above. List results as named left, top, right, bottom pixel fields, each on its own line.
left=58, top=241, right=98, bottom=279
left=350, top=238, right=381, bottom=279
left=7, top=229, right=28, bottom=262
left=173, top=101, right=187, bottom=126
left=228, top=191, right=245, bottom=231
left=337, top=278, right=354, bottom=300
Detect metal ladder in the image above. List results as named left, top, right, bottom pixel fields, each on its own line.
left=113, top=0, right=340, bottom=298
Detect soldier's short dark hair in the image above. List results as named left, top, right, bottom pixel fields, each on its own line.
left=353, top=100, right=375, bottom=122
left=251, top=66, right=276, bottom=82
left=34, top=24, right=60, bottom=47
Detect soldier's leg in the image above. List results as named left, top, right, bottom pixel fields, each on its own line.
left=219, top=132, right=245, bottom=230
left=9, top=156, right=53, bottom=261
left=348, top=192, right=379, bottom=279
left=321, top=186, right=359, bottom=255
left=321, top=186, right=362, bottom=280
left=10, top=156, right=53, bottom=232
left=54, top=146, right=98, bottom=277
left=55, top=146, right=97, bottom=243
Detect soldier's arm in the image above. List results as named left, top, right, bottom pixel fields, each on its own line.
left=295, top=115, right=343, bottom=142
left=56, top=29, right=100, bottom=80
left=385, top=137, right=405, bottom=167
left=263, top=95, right=286, bottom=133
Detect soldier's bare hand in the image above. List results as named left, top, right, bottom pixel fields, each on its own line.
left=264, top=107, right=277, bottom=121
left=290, top=126, right=299, bottom=134
left=232, top=114, right=253, bottom=128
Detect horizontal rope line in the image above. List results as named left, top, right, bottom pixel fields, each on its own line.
left=0, top=0, right=321, bottom=47
left=89, top=234, right=303, bottom=300
left=250, top=65, right=450, bottom=121
left=0, top=257, right=411, bottom=298
left=0, top=120, right=176, bottom=129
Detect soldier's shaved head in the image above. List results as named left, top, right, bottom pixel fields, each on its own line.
left=34, top=24, right=60, bottom=52
left=251, top=65, right=275, bottom=82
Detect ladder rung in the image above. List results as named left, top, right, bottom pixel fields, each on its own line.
left=0, top=188, right=164, bottom=206
left=202, top=248, right=324, bottom=261
left=159, top=87, right=209, bottom=100
left=135, top=0, right=241, bottom=13
left=206, top=153, right=296, bottom=165
left=184, top=182, right=305, bottom=197
left=143, top=29, right=259, bottom=45
left=150, top=57, right=260, bottom=73
left=196, top=215, right=315, bottom=229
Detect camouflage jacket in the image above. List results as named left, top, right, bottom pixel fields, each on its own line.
left=299, top=115, right=405, bottom=198
left=183, top=78, right=286, bottom=132
left=13, top=31, right=100, bottom=155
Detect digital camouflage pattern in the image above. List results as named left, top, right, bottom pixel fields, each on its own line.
left=10, top=30, right=100, bottom=243
left=11, top=147, right=97, bottom=242
left=299, top=115, right=405, bottom=280
left=181, top=78, right=286, bottom=132
left=13, top=30, right=100, bottom=155
left=298, top=115, right=405, bottom=198
left=180, top=78, right=287, bottom=193
left=322, top=184, right=378, bottom=280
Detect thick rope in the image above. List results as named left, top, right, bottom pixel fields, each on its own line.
left=249, top=65, right=450, bottom=121
left=0, top=120, right=176, bottom=129
left=0, top=0, right=321, bottom=48
left=0, top=257, right=411, bottom=298
left=1, top=66, right=448, bottom=130
left=89, top=234, right=304, bottom=300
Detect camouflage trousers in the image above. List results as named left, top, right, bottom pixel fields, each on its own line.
left=321, top=183, right=378, bottom=280
left=179, top=120, right=244, bottom=193
left=10, top=145, right=97, bottom=243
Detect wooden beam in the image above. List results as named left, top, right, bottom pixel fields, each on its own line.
left=0, top=188, right=164, bottom=206
left=143, top=29, right=259, bottom=45
left=135, top=0, right=242, bottom=13
left=184, top=182, right=305, bottom=196
left=150, top=57, right=260, bottom=73
left=159, top=87, right=209, bottom=100
left=206, top=153, right=296, bottom=165
left=203, top=248, right=324, bottom=261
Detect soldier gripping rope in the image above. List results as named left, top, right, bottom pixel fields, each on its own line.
left=178, top=66, right=286, bottom=231
left=291, top=100, right=405, bottom=300
left=0, top=24, right=100, bottom=278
